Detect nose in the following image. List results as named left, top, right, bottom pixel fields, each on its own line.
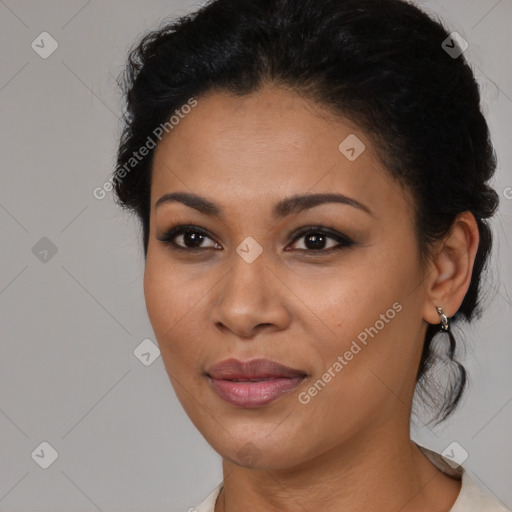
left=210, top=249, right=291, bottom=339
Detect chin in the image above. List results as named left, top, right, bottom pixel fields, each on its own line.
left=202, top=428, right=309, bottom=470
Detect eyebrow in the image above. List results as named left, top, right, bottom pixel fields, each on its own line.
left=155, top=191, right=373, bottom=218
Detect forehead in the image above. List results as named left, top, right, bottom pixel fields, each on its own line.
left=150, top=85, right=409, bottom=221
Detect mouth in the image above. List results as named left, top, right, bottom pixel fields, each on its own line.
left=205, top=358, right=308, bottom=408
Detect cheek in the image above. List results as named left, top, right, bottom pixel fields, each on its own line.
left=296, top=251, right=418, bottom=393
left=143, top=253, right=214, bottom=371
left=290, top=255, right=402, bottom=344
left=143, top=259, right=174, bottom=334
left=144, top=248, right=197, bottom=329
left=143, top=256, right=190, bottom=352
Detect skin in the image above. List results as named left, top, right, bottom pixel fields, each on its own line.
left=144, top=84, right=479, bottom=512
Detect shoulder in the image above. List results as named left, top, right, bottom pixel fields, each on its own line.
left=191, top=482, right=223, bottom=512
left=416, top=442, right=509, bottom=512
left=449, top=470, right=510, bottom=512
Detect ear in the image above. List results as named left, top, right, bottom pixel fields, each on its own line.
left=422, top=211, right=480, bottom=325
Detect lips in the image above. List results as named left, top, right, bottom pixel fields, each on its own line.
left=206, top=358, right=308, bottom=407
left=206, top=358, right=307, bottom=380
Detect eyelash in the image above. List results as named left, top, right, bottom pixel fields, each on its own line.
left=157, top=224, right=355, bottom=254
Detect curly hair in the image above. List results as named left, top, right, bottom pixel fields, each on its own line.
left=112, top=0, right=499, bottom=423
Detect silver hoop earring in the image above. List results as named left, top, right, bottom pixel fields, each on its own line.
left=436, top=306, right=450, bottom=332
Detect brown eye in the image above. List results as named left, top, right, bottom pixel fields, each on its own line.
left=157, top=225, right=221, bottom=250
left=286, top=227, right=354, bottom=252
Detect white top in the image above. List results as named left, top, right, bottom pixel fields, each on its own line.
left=192, top=444, right=510, bottom=512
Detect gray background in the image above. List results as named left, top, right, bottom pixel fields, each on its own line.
left=1, top=0, right=511, bottom=510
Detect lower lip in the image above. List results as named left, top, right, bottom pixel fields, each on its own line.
left=209, top=376, right=306, bottom=407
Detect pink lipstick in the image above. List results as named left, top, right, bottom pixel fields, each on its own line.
left=206, top=358, right=308, bottom=407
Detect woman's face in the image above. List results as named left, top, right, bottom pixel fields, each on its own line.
left=144, top=85, right=432, bottom=469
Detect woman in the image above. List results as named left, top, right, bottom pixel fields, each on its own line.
left=112, top=0, right=508, bottom=510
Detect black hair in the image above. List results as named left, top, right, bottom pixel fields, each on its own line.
left=112, top=0, right=499, bottom=423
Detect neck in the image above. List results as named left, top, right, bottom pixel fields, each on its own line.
left=215, top=420, right=461, bottom=512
